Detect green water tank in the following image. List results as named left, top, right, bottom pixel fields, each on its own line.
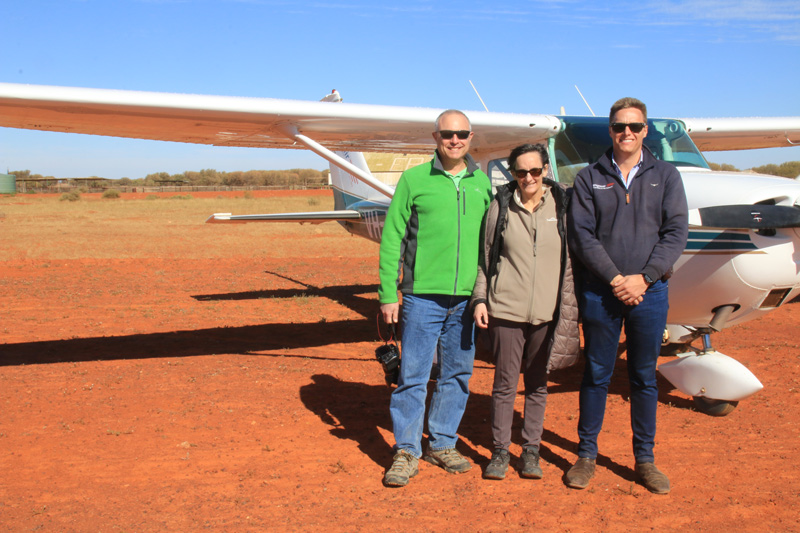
left=0, top=173, right=16, bottom=194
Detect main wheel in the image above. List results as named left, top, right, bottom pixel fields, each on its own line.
left=660, top=342, right=691, bottom=357
left=693, top=396, right=738, bottom=416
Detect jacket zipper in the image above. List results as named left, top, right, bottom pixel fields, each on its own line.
left=454, top=185, right=462, bottom=295
left=529, top=208, right=537, bottom=322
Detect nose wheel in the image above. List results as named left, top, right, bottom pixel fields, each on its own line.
left=692, top=396, right=738, bottom=416
left=661, top=328, right=745, bottom=416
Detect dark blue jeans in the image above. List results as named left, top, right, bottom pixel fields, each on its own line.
left=577, top=279, right=669, bottom=463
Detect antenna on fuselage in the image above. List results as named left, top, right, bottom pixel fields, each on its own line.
left=574, top=85, right=596, bottom=117
left=469, top=80, right=490, bottom=112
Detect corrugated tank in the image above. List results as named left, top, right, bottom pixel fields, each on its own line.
left=0, top=173, right=15, bottom=194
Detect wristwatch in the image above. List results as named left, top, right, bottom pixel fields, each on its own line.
left=642, top=273, right=655, bottom=286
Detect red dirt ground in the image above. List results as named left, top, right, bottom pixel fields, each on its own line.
left=1, top=190, right=799, bottom=531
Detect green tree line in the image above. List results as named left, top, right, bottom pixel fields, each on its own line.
left=751, top=161, right=800, bottom=178
left=139, top=168, right=329, bottom=187
left=7, top=168, right=330, bottom=188
left=6, top=170, right=58, bottom=181
left=708, top=161, right=800, bottom=178
left=10, top=161, right=799, bottom=186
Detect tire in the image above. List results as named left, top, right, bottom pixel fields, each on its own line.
left=660, top=342, right=691, bottom=357
left=693, top=396, right=738, bottom=416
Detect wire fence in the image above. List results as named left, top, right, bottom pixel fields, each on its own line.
left=12, top=183, right=332, bottom=194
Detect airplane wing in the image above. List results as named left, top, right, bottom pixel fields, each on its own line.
left=0, top=82, right=562, bottom=158
left=680, top=117, right=800, bottom=151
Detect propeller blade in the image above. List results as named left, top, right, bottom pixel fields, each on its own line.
left=689, top=204, right=800, bottom=229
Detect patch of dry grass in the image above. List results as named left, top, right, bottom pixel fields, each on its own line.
left=0, top=193, right=377, bottom=260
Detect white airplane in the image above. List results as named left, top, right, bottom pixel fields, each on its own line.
left=1, top=82, right=799, bottom=416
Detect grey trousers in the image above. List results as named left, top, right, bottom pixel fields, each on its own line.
left=488, top=318, right=552, bottom=451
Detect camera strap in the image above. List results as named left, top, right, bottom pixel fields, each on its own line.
left=376, top=313, right=399, bottom=350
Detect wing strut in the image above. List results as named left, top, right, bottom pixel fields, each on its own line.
left=282, top=127, right=394, bottom=199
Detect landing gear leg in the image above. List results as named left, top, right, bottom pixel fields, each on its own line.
left=690, top=332, right=739, bottom=416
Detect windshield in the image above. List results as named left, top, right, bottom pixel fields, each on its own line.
left=551, top=117, right=710, bottom=185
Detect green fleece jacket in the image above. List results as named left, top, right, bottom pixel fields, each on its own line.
left=378, top=152, right=492, bottom=303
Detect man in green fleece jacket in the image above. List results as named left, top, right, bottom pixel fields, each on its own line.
left=379, top=109, right=492, bottom=487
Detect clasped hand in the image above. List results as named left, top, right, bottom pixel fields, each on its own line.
left=611, top=274, right=648, bottom=306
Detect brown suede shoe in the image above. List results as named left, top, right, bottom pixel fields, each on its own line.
left=635, top=462, right=671, bottom=494
left=565, top=457, right=595, bottom=489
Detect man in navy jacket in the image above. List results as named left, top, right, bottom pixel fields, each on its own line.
left=566, top=97, right=688, bottom=494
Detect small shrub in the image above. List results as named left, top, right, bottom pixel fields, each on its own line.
left=102, top=189, right=121, bottom=199
left=60, top=191, right=81, bottom=202
left=243, top=191, right=253, bottom=199
left=146, top=194, right=159, bottom=200
left=307, top=197, right=320, bottom=206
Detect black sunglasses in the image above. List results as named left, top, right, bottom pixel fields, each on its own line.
left=514, top=167, right=545, bottom=179
left=438, top=130, right=471, bottom=140
left=610, top=122, right=646, bottom=134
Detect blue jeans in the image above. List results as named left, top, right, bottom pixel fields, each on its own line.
left=577, top=279, right=669, bottom=463
left=390, top=294, right=475, bottom=458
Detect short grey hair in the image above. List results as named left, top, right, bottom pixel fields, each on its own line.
left=434, top=109, right=471, bottom=131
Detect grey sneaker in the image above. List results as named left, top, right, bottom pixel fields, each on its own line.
left=483, top=449, right=510, bottom=480
left=384, top=450, right=419, bottom=487
left=635, top=462, right=670, bottom=494
left=424, top=447, right=472, bottom=474
left=565, top=457, right=595, bottom=489
left=519, top=446, right=543, bottom=479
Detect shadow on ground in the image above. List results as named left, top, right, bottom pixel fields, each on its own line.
left=0, top=318, right=375, bottom=367
left=299, top=356, right=683, bottom=483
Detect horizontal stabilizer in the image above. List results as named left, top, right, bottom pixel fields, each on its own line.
left=688, top=204, right=800, bottom=229
left=206, top=210, right=362, bottom=224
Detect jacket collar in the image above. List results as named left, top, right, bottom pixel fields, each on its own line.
left=433, top=150, right=481, bottom=176
left=499, top=177, right=561, bottom=198
left=598, top=147, right=657, bottom=178
left=499, top=177, right=567, bottom=213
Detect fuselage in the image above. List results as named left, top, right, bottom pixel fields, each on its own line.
left=330, top=116, right=800, bottom=333
left=670, top=169, right=800, bottom=328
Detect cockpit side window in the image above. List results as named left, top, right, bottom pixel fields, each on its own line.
left=551, top=117, right=710, bottom=185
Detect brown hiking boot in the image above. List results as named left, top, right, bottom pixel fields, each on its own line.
left=635, top=462, right=670, bottom=494
left=423, top=447, right=472, bottom=474
left=565, top=457, right=595, bottom=489
left=383, top=450, right=419, bottom=487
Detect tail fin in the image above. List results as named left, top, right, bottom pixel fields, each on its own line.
left=328, top=150, right=390, bottom=209
left=320, top=91, right=391, bottom=209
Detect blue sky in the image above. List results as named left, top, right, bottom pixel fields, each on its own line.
left=1, top=0, right=799, bottom=179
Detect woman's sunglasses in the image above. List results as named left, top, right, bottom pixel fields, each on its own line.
left=514, top=167, right=544, bottom=179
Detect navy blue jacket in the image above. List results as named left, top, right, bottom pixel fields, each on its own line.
left=567, top=148, right=688, bottom=284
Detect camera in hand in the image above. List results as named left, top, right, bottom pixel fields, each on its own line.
left=375, top=342, right=400, bottom=386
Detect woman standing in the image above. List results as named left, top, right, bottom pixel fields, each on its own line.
left=472, top=143, right=580, bottom=480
